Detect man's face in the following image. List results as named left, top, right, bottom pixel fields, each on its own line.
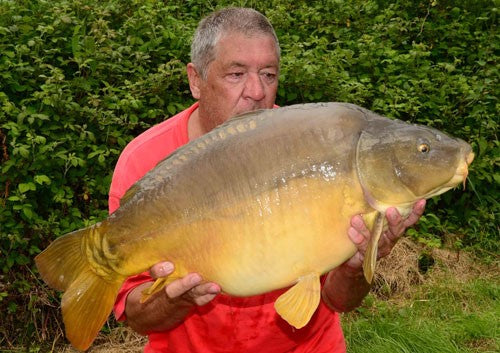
left=190, top=32, right=279, bottom=133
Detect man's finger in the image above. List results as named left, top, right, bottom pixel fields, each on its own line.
left=385, top=207, right=402, bottom=227
left=384, top=207, right=405, bottom=242
left=350, top=214, right=369, bottom=235
left=165, top=273, right=202, bottom=298
left=191, top=283, right=221, bottom=296
left=403, top=199, right=426, bottom=228
left=349, top=214, right=370, bottom=242
left=150, top=261, right=174, bottom=279
left=188, top=282, right=221, bottom=305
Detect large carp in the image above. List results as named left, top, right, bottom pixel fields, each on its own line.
left=35, top=103, right=473, bottom=350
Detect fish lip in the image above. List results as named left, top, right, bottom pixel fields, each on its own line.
left=467, top=151, right=475, bottom=165
left=421, top=151, right=474, bottom=199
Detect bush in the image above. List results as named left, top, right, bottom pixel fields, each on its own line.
left=0, top=0, right=497, bottom=350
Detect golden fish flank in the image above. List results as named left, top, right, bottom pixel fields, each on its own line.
left=35, top=102, right=473, bottom=351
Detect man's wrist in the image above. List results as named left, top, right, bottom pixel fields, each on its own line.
left=336, top=256, right=367, bottom=279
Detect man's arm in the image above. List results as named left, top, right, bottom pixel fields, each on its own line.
left=322, top=200, right=426, bottom=312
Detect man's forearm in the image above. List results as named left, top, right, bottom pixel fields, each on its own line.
left=321, top=265, right=371, bottom=313
left=125, top=282, right=193, bottom=334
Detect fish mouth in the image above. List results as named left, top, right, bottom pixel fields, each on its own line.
left=424, top=151, right=475, bottom=199
left=451, top=151, right=474, bottom=189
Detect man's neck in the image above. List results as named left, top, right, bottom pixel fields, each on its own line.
left=187, top=107, right=205, bottom=141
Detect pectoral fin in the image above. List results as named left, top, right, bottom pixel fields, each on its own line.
left=362, top=211, right=386, bottom=284
left=274, top=273, right=321, bottom=329
left=141, top=275, right=180, bottom=303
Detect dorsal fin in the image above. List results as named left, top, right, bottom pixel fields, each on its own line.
left=120, top=184, right=139, bottom=207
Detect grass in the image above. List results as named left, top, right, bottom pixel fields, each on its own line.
left=59, top=326, right=145, bottom=353
left=342, top=239, right=499, bottom=353
left=342, top=278, right=499, bottom=353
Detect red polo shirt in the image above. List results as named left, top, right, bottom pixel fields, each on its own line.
left=109, top=102, right=346, bottom=353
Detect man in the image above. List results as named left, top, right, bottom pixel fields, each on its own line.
left=109, top=7, right=425, bottom=353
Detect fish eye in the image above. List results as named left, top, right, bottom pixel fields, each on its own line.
left=418, top=143, right=430, bottom=153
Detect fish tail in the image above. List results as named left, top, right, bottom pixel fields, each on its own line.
left=61, top=266, right=123, bottom=351
left=35, top=225, right=124, bottom=351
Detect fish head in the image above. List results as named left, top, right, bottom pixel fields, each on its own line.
left=356, top=120, right=474, bottom=210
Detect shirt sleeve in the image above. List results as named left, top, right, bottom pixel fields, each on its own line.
left=108, top=151, right=141, bottom=214
left=108, top=191, right=121, bottom=215
left=113, top=272, right=153, bottom=321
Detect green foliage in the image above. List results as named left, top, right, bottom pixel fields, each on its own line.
left=0, top=0, right=498, bottom=350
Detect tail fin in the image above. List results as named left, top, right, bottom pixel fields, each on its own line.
left=35, top=227, right=124, bottom=351
left=62, top=268, right=123, bottom=350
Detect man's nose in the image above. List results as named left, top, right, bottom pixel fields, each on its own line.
left=243, top=73, right=265, bottom=101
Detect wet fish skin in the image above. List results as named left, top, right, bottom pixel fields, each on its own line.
left=35, top=102, right=473, bottom=350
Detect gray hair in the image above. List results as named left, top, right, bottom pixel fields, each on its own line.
left=191, top=7, right=280, bottom=79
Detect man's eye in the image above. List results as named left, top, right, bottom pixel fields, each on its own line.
left=262, top=72, right=277, bottom=82
left=225, top=72, right=245, bottom=82
left=229, top=72, right=244, bottom=78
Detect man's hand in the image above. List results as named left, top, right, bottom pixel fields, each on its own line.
left=149, top=262, right=221, bottom=306
left=345, top=199, right=426, bottom=271
left=124, top=262, right=220, bottom=334
left=322, top=200, right=426, bottom=312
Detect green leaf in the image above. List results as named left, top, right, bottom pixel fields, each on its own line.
left=17, top=146, right=30, bottom=158
left=167, top=103, right=176, bottom=115
left=18, top=182, right=36, bottom=193
left=34, top=175, right=51, bottom=185
left=22, top=206, right=34, bottom=219
left=8, top=302, right=18, bottom=314
left=15, top=254, right=30, bottom=265
left=478, top=138, right=488, bottom=156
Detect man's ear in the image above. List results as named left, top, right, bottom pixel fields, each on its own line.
left=187, top=63, right=201, bottom=99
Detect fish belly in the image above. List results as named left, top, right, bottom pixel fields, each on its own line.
left=137, top=177, right=367, bottom=297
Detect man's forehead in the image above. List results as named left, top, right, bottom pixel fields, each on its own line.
left=216, top=32, right=278, bottom=53
left=222, top=60, right=278, bottom=70
left=212, top=34, right=278, bottom=67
